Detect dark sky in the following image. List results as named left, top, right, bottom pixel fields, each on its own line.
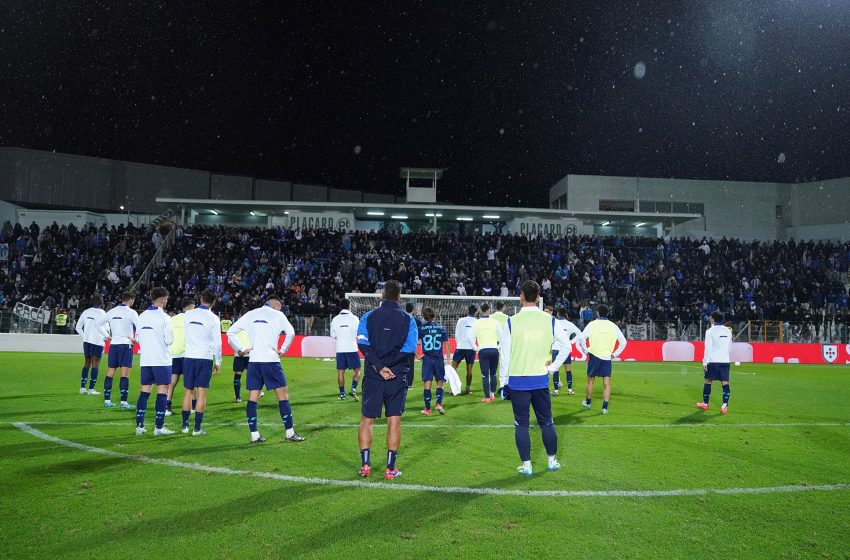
left=2, top=1, right=849, bottom=207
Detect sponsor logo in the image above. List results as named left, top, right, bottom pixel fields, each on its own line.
left=822, top=344, right=838, bottom=364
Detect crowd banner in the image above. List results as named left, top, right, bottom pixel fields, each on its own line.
left=13, top=302, right=51, bottom=325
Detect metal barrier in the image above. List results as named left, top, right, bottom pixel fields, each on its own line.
left=131, top=220, right=176, bottom=292
left=637, top=319, right=850, bottom=344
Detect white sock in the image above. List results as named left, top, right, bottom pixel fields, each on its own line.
left=286, top=428, right=295, bottom=437
left=548, top=455, right=558, bottom=466
left=522, top=460, right=532, bottom=471
left=250, top=431, right=260, bottom=440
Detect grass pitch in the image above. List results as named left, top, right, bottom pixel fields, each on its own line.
left=1, top=353, right=848, bottom=559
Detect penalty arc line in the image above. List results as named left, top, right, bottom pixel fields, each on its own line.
left=13, top=423, right=850, bottom=499
left=2, top=420, right=849, bottom=429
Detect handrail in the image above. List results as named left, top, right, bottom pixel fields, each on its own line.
left=131, top=216, right=176, bottom=293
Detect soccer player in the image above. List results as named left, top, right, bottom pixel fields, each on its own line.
left=166, top=297, right=195, bottom=416
left=135, top=287, right=175, bottom=436
left=452, top=304, right=478, bottom=394
left=498, top=281, right=572, bottom=475
left=418, top=306, right=449, bottom=415
left=227, top=295, right=304, bottom=444
left=331, top=299, right=361, bottom=401
left=356, top=280, right=417, bottom=479
left=75, top=294, right=107, bottom=395
left=474, top=303, right=502, bottom=402
left=551, top=307, right=582, bottom=396
left=231, top=330, right=250, bottom=403
left=404, top=302, right=423, bottom=390
left=491, top=301, right=509, bottom=331
left=180, top=290, right=222, bottom=435
left=696, top=311, right=732, bottom=414
left=578, top=305, right=627, bottom=414
left=95, top=291, right=138, bottom=409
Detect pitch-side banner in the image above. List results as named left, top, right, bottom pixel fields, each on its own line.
left=104, top=336, right=850, bottom=364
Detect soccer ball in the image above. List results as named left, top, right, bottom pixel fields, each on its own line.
left=734, top=361, right=741, bottom=366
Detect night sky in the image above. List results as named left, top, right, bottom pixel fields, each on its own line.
left=2, top=1, right=849, bottom=207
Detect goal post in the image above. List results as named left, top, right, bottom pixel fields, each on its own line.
left=344, top=293, right=542, bottom=351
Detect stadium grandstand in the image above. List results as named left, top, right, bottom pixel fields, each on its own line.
left=1, top=148, right=848, bottom=344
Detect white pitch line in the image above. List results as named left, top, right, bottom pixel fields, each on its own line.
left=13, top=422, right=850, bottom=499
left=2, top=420, right=848, bottom=429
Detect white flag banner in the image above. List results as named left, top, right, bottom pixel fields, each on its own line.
left=13, top=302, right=51, bottom=325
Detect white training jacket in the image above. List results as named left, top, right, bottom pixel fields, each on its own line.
left=95, top=304, right=139, bottom=346
left=227, top=304, right=296, bottom=363
left=454, top=316, right=477, bottom=350
left=137, top=306, right=174, bottom=367
left=76, top=306, right=107, bottom=346
left=184, top=305, right=223, bottom=365
left=330, top=310, right=360, bottom=353
left=703, top=324, right=732, bottom=365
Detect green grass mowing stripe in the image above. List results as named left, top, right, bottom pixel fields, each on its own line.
left=14, top=423, right=850, bottom=499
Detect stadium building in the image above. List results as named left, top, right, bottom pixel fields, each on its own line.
left=2, top=147, right=847, bottom=241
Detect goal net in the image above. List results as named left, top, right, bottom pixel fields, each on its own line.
left=345, top=293, right=537, bottom=352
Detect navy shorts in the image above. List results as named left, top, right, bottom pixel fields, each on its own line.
left=171, top=357, right=184, bottom=376
left=587, top=353, right=612, bottom=377
left=421, top=357, right=446, bottom=382
left=452, top=349, right=476, bottom=366
left=361, top=376, right=406, bottom=419
left=336, top=352, right=361, bottom=371
left=183, top=358, right=213, bottom=389
left=246, top=362, right=287, bottom=391
left=107, top=344, right=133, bottom=369
left=233, top=355, right=249, bottom=372
left=83, top=342, right=104, bottom=358
left=552, top=350, right=572, bottom=365
left=140, top=365, right=172, bottom=386
left=705, top=362, right=731, bottom=382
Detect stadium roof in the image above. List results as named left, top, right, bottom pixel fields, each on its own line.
left=156, top=197, right=701, bottom=226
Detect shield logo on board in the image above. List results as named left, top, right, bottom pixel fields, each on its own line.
left=822, top=345, right=838, bottom=364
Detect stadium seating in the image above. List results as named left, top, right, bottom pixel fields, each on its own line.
left=2, top=222, right=849, bottom=344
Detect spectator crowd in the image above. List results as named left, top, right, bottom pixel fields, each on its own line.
left=2, top=221, right=849, bottom=341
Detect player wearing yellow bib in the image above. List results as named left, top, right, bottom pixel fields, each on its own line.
left=166, top=298, right=195, bottom=416
left=578, top=305, right=627, bottom=414
left=474, top=303, right=502, bottom=402
left=498, top=281, right=573, bottom=476
left=491, top=302, right=509, bottom=331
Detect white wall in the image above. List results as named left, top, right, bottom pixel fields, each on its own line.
left=562, top=174, right=786, bottom=241
left=0, top=333, right=81, bottom=353
left=16, top=209, right=107, bottom=229
left=0, top=200, right=18, bottom=226
left=787, top=224, right=850, bottom=242
left=558, top=173, right=849, bottom=242
left=789, top=178, right=850, bottom=228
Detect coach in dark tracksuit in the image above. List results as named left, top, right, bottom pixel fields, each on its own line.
left=356, top=280, right=418, bottom=479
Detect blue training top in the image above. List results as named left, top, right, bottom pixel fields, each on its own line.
left=418, top=321, right=448, bottom=359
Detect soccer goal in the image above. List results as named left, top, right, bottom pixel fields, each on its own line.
left=345, top=293, right=541, bottom=347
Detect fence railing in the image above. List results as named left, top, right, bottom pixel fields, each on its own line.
left=628, top=319, right=850, bottom=344
left=3, top=307, right=847, bottom=344
left=131, top=222, right=176, bottom=293
left=0, top=309, right=336, bottom=338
